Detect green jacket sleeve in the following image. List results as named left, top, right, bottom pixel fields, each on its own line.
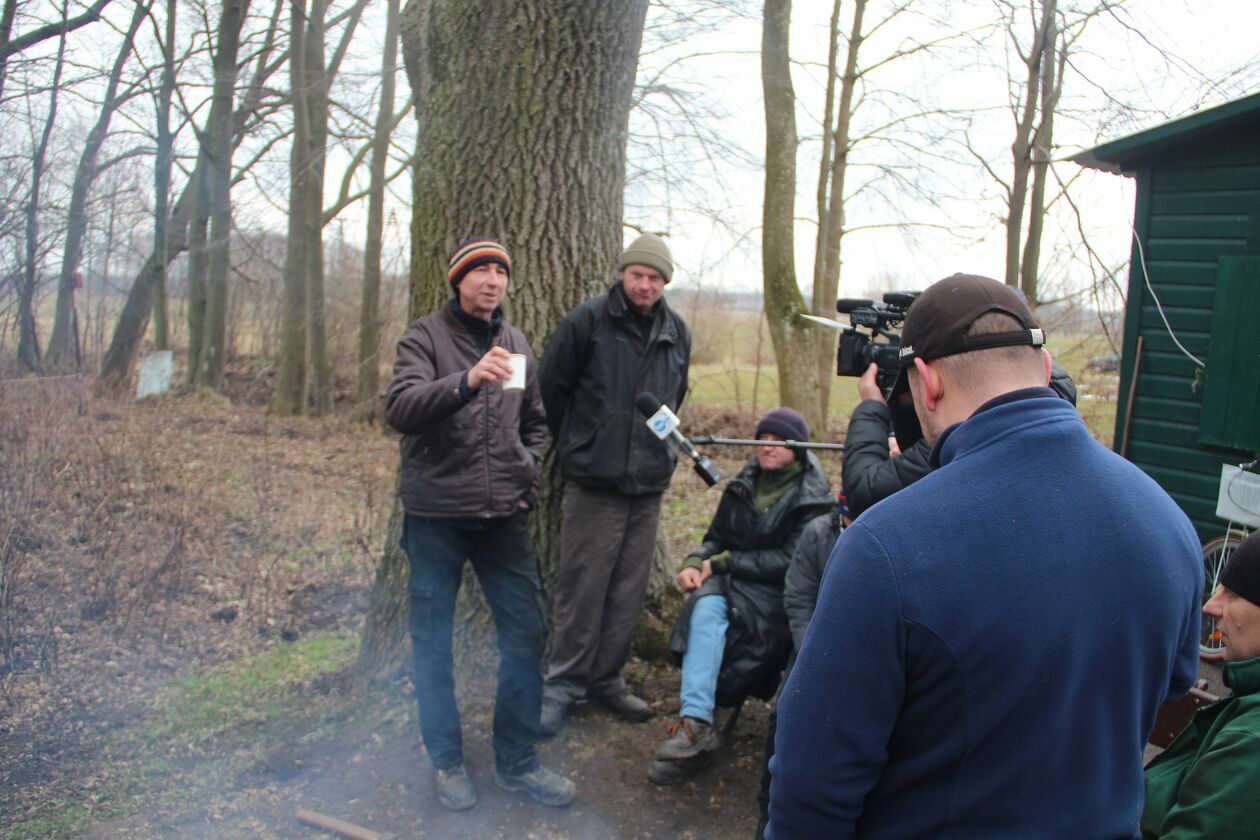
left=1153, top=730, right=1260, bottom=838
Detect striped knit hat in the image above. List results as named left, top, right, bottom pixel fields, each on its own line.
left=447, top=237, right=511, bottom=287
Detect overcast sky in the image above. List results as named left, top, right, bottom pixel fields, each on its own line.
left=624, top=0, right=1260, bottom=306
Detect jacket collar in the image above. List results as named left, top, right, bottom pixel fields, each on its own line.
left=606, top=281, right=679, bottom=344
left=1224, top=654, right=1260, bottom=696
left=445, top=297, right=503, bottom=339
left=929, top=388, right=1079, bottom=469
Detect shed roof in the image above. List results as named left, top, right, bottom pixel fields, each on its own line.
left=1072, top=91, right=1260, bottom=175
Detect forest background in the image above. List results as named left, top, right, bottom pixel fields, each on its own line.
left=1, top=0, right=1257, bottom=836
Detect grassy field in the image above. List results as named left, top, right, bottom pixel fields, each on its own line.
left=683, top=305, right=1121, bottom=446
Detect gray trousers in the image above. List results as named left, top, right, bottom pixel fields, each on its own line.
left=543, top=483, right=662, bottom=704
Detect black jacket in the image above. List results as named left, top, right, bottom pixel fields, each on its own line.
left=539, top=282, right=690, bottom=495
left=669, top=452, right=833, bottom=705
left=843, top=360, right=1078, bottom=518
left=783, top=506, right=844, bottom=650
left=842, top=400, right=932, bottom=519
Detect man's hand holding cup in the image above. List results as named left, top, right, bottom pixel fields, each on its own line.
left=467, top=346, right=515, bottom=390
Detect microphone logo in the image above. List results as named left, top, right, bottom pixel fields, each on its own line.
left=646, top=405, right=679, bottom=440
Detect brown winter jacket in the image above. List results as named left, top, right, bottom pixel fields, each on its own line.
left=385, top=301, right=547, bottom=519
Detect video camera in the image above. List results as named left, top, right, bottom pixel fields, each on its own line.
left=835, top=291, right=920, bottom=396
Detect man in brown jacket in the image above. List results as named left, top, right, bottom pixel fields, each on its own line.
left=384, top=237, right=574, bottom=812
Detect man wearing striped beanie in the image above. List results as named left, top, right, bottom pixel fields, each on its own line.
left=384, top=236, right=575, bottom=811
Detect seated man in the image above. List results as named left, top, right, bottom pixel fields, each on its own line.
left=650, top=407, right=832, bottom=784
left=1142, top=529, right=1260, bottom=837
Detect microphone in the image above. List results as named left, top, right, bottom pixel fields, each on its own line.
left=635, top=392, right=722, bottom=487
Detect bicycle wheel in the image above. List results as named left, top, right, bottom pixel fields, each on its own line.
left=1200, top=532, right=1247, bottom=660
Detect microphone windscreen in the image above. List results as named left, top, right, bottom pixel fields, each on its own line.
left=635, top=391, right=662, bottom=417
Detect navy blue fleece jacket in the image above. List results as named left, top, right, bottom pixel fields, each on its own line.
left=769, top=390, right=1202, bottom=839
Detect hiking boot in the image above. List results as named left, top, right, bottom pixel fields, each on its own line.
left=494, top=764, right=576, bottom=807
left=646, top=750, right=715, bottom=786
left=597, top=691, right=653, bottom=723
left=655, top=716, right=717, bottom=761
left=538, top=698, right=569, bottom=738
left=435, top=764, right=477, bottom=811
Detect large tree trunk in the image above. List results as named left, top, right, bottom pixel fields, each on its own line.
left=46, top=0, right=148, bottom=368
left=761, top=0, right=822, bottom=430
left=353, top=0, right=400, bottom=423
left=357, top=0, right=648, bottom=678
left=188, top=0, right=247, bottom=390
left=301, top=0, right=333, bottom=414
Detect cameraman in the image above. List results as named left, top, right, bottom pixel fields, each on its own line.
left=842, top=358, right=1077, bottom=518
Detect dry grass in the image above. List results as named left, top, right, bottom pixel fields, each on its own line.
left=0, top=376, right=397, bottom=831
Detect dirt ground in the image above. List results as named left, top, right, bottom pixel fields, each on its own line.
left=83, top=663, right=775, bottom=839
left=0, top=376, right=784, bottom=838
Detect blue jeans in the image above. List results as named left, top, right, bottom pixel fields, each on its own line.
left=680, top=593, right=729, bottom=723
left=402, top=511, right=547, bottom=775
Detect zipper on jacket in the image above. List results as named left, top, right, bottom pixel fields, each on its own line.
left=482, top=334, right=495, bottom=517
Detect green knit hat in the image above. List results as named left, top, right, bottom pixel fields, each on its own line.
left=618, top=233, right=674, bottom=282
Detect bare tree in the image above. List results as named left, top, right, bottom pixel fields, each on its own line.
left=16, top=3, right=72, bottom=373
left=185, top=0, right=249, bottom=389
left=100, top=0, right=285, bottom=390
left=0, top=0, right=111, bottom=93
left=760, top=0, right=824, bottom=428
left=45, top=0, right=149, bottom=368
left=271, top=0, right=370, bottom=415
left=353, top=0, right=400, bottom=423
left=151, top=0, right=177, bottom=351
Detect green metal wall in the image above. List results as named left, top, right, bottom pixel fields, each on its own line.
left=1115, top=129, right=1260, bottom=543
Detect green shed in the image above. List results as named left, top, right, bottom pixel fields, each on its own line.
left=1074, top=92, right=1260, bottom=544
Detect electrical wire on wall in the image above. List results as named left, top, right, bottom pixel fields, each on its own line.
left=1129, top=223, right=1207, bottom=369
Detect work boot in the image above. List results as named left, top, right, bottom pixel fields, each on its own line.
left=655, top=716, right=717, bottom=761
left=494, top=764, right=577, bottom=807
left=538, top=698, right=569, bottom=738
left=597, top=691, right=653, bottom=722
left=646, top=750, right=715, bottom=786
left=435, top=764, right=477, bottom=811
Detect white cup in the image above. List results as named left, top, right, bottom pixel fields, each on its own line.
left=504, top=353, right=527, bottom=391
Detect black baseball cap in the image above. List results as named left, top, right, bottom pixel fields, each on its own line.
left=891, top=274, right=1046, bottom=397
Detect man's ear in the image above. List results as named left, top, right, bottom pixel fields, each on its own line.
left=913, top=357, right=943, bottom=413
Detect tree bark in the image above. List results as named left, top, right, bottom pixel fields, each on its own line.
left=354, top=0, right=400, bottom=423
left=152, top=0, right=177, bottom=351
left=357, top=0, right=649, bottom=679
left=761, top=0, right=822, bottom=430
left=46, top=0, right=148, bottom=368
left=271, top=0, right=310, bottom=414
left=188, top=0, right=248, bottom=390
